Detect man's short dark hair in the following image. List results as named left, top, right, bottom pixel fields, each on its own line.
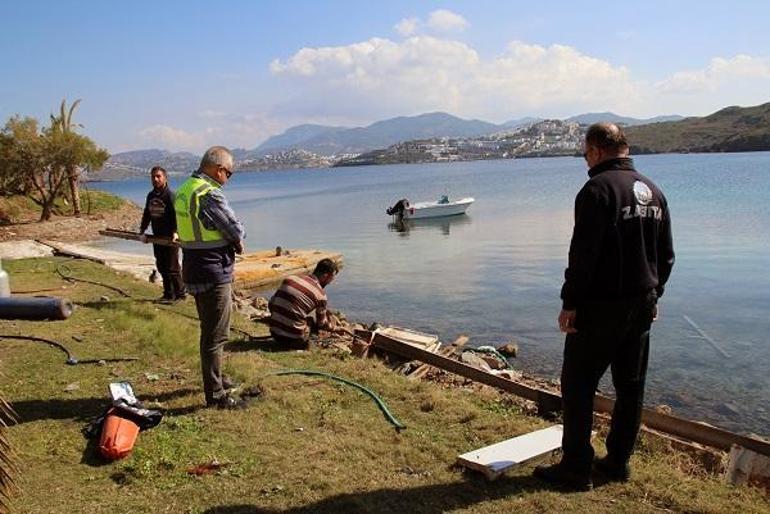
left=150, top=166, right=167, bottom=175
left=585, top=122, right=628, bottom=151
left=313, top=258, right=338, bottom=277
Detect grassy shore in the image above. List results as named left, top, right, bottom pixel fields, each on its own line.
left=0, top=191, right=127, bottom=224
left=1, top=257, right=768, bottom=513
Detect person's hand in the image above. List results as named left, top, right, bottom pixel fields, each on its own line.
left=558, top=309, right=578, bottom=334
left=139, top=234, right=148, bottom=244
left=652, top=304, right=659, bottom=322
left=171, top=232, right=179, bottom=243
left=233, top=240, right=244, bottom=254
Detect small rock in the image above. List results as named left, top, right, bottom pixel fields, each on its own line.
left=460, top=351, right=491, bottom=371
left=100, top=295, right=110, bottom=302
left=497, top=343, right=519, bottom=358
left=64, top=382, right=79, bottom=392
left=97, top=360, right=107, bottom=366
left=294, top=427, right=304, bottom=432
left=71, top=335, right=84, bottom=342
left=655, top=404, right=673, bottom=415
left=144, top=372, right=160, bottom=381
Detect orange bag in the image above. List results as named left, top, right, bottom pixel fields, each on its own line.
left=98, top=408, right=140, bottom=461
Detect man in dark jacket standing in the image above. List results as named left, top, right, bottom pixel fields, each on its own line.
left=534, top=123, right=675, bottom=491
left=140, top=166, right=186, bottom=301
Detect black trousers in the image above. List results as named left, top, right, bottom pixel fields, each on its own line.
left=153, top=244, right=185, bottom=299
left=560, top=292, right=656, bottom=474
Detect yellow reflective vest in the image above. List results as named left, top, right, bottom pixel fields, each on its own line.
left=174, top=175, right=229, bottom=249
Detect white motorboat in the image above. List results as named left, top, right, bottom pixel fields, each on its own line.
left=386, top=195, right=474, bottom=220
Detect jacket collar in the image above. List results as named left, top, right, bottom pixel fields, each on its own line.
left=192, top=170, right=223, bottom=188
left=588, top=157, right=635, bottom=178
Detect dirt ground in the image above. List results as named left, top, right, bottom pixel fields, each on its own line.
left=0, top=202, right=142, bottom=243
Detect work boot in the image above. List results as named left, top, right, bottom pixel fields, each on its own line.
left=207, top=394, right=249, bottom=410
left=594, top=456, right=631, bottom=482
left=533, top=462, right=593, bottom=491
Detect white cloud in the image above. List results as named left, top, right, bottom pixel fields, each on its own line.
left=657, top=54, right=770, bottom=93
left=427, top=9, right=468, bottom=32
left=139, top=125, right=206, bottom=152
left=137, top=112, right=288, bottom=153
left=394, top=17, right=419, bottom=37
left=270, top=36, right=640, bottom=121
left=270, top=34, right=770, bottom=122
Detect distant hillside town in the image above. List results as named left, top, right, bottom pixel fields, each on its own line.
left=99, top=102, right=770, bottom=179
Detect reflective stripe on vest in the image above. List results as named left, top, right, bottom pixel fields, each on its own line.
left=174, top=176, right=229, bottom=249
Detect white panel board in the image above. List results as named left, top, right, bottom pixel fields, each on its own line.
left=457, top=425, right=563, bottom=480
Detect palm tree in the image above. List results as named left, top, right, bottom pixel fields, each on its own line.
left=0, top=395, right=17, bottom=513
left=50, top=99, right=83, bottom=216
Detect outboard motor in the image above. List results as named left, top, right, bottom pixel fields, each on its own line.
left=386, top=198, right=410, bottom=216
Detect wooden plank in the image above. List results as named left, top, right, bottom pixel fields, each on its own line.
left=99, top=229, right=178, bottom=247
left=457, top=425, right=563, bottom=480
left=373, top=332, right=561, bottom=412
left=234, top=250, right=344, bottom=290
left=409, top=335, right=469, bottom=380
left=372, top=332, right=770, bottom=457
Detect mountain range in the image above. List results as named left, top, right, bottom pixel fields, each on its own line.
left=104, top=104, right=770, bottom=175
left=253, top=112, right=499, bottom=156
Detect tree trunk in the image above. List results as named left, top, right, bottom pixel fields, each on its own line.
left=67, top=167, right=81, bottom=217
left=39, top=198, right=53, bottom=222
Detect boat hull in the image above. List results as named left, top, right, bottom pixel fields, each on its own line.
left=403, top=197, right=474, bottom=219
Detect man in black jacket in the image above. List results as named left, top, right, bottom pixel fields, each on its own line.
left=534, top=123, right=675, bottom=491
left=140, top=166, right=186, bottom=301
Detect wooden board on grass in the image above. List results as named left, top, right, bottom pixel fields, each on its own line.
left=457, top=425, right=563, bottom=480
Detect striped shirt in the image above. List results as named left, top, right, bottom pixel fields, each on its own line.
left=268, top=274, right=328, bottom=341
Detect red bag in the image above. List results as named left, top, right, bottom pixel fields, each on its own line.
left=98, top=408, right=140, bottom=461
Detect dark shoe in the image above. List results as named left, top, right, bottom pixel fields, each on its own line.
left=533, top=462, right=593, bottom=491
left=207, top=394, right=249, bottom=410
left=174, top=293, right=188, bottom=302
left=594, top=456, right=631, bottom=482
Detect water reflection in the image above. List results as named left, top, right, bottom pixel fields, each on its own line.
left=387, top=214, right=472, bottom=236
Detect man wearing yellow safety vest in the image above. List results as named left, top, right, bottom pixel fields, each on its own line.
left=174, top=146, right=247, bottom=409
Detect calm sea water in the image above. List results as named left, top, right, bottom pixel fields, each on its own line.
left=94, top=153, right=770, bottom=435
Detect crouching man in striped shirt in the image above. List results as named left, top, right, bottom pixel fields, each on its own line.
left=268, top=258, right=339, bottom=349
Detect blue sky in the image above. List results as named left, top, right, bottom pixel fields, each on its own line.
left=2, top=1, right=769, bottom=153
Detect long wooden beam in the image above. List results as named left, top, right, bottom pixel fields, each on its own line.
left=99, top=229, right=178, bottom=247
left=372, top=332, right=770, bottom=457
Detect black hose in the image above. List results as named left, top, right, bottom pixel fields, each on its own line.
left=264, top=369, right=406, bottom=432
left=56, top=264, right=130, bottom=298
left=0, top=334, right=138, bottom=366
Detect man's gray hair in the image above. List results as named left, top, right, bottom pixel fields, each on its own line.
left=199, top=146, right=234, bottom=170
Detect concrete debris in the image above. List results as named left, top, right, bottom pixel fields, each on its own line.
left=460, top=351, right=492, bottom=371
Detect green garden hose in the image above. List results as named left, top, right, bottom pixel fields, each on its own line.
left=266, top=369, right=406, bottom=432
